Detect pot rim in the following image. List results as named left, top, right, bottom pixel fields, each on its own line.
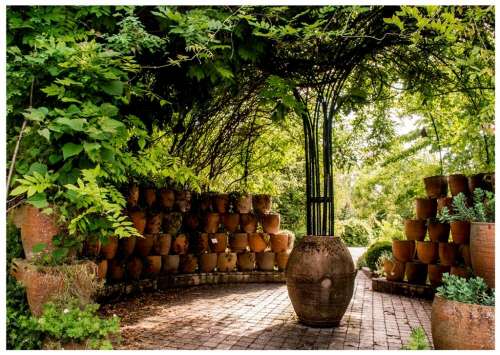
left=433, top=294, right=495, bottom=309
left=424, top=175, right=447, bottom=180
left=470, top=221, right=495, bottom=226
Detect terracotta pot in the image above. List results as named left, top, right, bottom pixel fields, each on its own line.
left=217, top=252, right=237, bottom=272
left=416, top=241, right=438, bottom=264
left=143, top=187, right=157, bottom=207
left=256, top=251, right=275, bottom=271
left=275, top=251, right=289, bottom=271
left=144, top=255, right=162, bottom=276
left=270, top=233, right=288, bottom=253
left=127, top=184, right=140, bottom=207
left=431, top=295, right=494, bottom=349
left=392, top=240, right=415, bottom=262
left=235, top=194, right=252, bottom=213
left=97, top=259, right=108, bottom=281
left=438, top=242, right=457, bottom=266
left=135, top=234, right=155, bottom=257
left=159, top=188, right=175, bottom=209
left=287, top=233, right=295, bottom=251
left=385, top=259, right=406, bottom=282
left=404, top=219, right=426, bottom=241
left=175, top=190, right=192, bottom=213
left=209, top=233, right=228, bottom=253
left=172, top=234, right=189, bottom=255
left=484, top=172, right=494, bottom=192
left=459, top=244, right=472, bottom=267
left=423, top=175, right=448, bottom=198
left=450, top=221, right=470, bottom=244
left=450, top=266, right=469, bottom=278
left=437, top=197, right=453, bottom=213
left=198, top=192, right=213, bottom=212
left=240, top=213, right=258, bottom=233
left=286, top=236, right=356, bottom=326
left=230, top=233, right=248, bottom=252
left=415, top=198, right=437, bottom=220
left=252, top=194, right=272, bottom=214
left=213, top=193, right=230, bottom=214
left=127, top=257, right=143, bottom=280
left=261, top=213, right=280, bottom=234
left=153, top=234, right=172, bottom=255
left=129, top=210, right=146, bottom=235
left=428, top=221, right=450, bottom=242
left=204, top=213, right=220, bottom=233
left=470, top=222, right=495, bottom=288
left=199, top=253, right=217, bottom=273
left=428, top=264, right=450, bottom=287
left=194, top=233, right=209, bottom=254
left=120, top=236, right=136, bottom=257
left=237, top=252, right=255, bottom=271
left=85, top=239, right=101, bottom=258
left=101, top=236, right=118, bottom=260
left=405, top=261, right=427, bottom=284
left=248, top=232, right=269, bottom=252
left=468, top=173, right=489, bottom=194
left=145, top=212, right=162, bottom=234
left=448, top=174, right=468, bottom=196
left=108, top=259, right=125, bottom=282
left=162, top=255, right=180, bottom=274
left=163, top=212, right=183, bottom=235
left=222, top=213, right=240, bottom=233
left=12, top=204, right=59, bottom=260
left=183, top=213, right=199, bottom=231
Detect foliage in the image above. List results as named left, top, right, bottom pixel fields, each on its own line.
left=365, top=240, right=393, bottom=271
left=337, top=218, right=373, bottom=247
left=436, top=273, right=495, bottom=306
left=401, top=327, right=430, bottom=350
left=356, top=251, right=367, bottom=270
left=375, top=250, right=393, bottom=276
left=438, top=188, right=495, bottom=223
left=373, top=214, right=405, bottom=242
left=37, top=300, right=120, bottom=349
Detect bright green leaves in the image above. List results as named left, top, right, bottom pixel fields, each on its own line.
left=10, top=171, right=57, bottom=209
left=53, top=117, right=87, bottom=132
left=22, top=107, right=49, bottom=122
left=62, top=143, right=83, bottom=160
left=102, top=80, right=124, bottom=96
left=383, top=15, right=405, bottom=31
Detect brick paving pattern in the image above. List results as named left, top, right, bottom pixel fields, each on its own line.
left=101, top=272, right=433, bottom=350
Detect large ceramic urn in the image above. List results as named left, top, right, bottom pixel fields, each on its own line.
left=286, top=235, right=356, bottom=326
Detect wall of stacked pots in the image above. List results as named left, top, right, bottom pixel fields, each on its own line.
left=89, top=187, right=294, bottom=284
left=385, top=173, right=494, bottom=288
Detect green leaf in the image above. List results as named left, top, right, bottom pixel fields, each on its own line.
left=9, top=185, right=28, bottom=196
left=28, top=162, right=48, bottom=175
left=102, top=80, right=124, bottom=96
left=32, top=243, right=47, bottom=253
left=27, top=192, right=48, bottom=209
left=62, top=143, right=83, bottom=160
left=54, top=117, right=86, bottom=132
left=22, top=107, right=49, bottom=122
left=38, top=128, right=50, bottom=142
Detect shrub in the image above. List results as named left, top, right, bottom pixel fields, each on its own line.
left=401, top=327, right=430, bottom=350
left=337, top=218, right=373, bottom=247
left=356, top=251, right=367, bottom=269
left=436, top=273, right=495, bottom=306
left=373, top=215, right=404, bottom=242
left=365, top=240, right=392, bottom=271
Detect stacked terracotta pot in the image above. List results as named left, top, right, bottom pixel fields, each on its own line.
left=95, top=188, right=294, bottom=282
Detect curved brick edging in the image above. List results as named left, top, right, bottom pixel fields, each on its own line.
left=98, top=271, right=286, bottom=302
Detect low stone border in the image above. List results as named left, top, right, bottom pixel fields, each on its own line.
left=372, top=277, right=435, bottom=300
left=97, top=271, right=286, bottom=302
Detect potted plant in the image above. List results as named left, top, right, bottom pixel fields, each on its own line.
left=431, top=274, right=494, bottom=349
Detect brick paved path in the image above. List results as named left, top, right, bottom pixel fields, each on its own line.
left=101, top=272, right=433, bottom=350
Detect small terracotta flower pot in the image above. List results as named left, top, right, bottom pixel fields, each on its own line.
left=120, top=236, right=136, bottom=257
left=450, top=265, right=469, bottom=279
left=423, top=175, right=448, bottom=199
left=230, top=233, right=248, bottom=253
left=405, top=261, right=427, bottom=284
left=153, top=234, right=172, bottom=255
left=428, top=221, right=450, bottom=242
left=240, top=213, right=258, bottom=233
left=101, top=236, right=118, bottom=260
left=392, top=240, right=415, bottom=262
left=470, top=222, right=495, bottom=288
left=256, top=251, right=275, bottom=271
left=204, top=213, right=220, bottom=233
left=275, top=251, right=289, bottom=271
left=468, top=173, right=488, bottom=194
left=196, top=233, right=210, bottom=254
left=175, top=190, right=192, bottom=212
left=252, top=194, right=272, bottom=214
left=144, top=255, right=162, bottom=276
left=135, top=234, right=155, bottom=257
left=448, top=174, right=468, bottom=196
left=459, top=244, right=471, bottom=267
left=172, top=234, right=189, bottom=255
left=222, top=213, right=240, bottom=233
left=416, top=241, right=439, bottom=264
left=270, top=233, right=288, bottom=253
left=235, top=194, right=252, bottom=213
left=143, top=188, right=157, bottom=207
left=198, top=192, right=213, bottom=212
left=145, top=212, right=162, bottom=234
left=163, top=212, right=183, bottom=235
left=437, top=197, right=453, bottom=213
left=248, top=232, right=269, bottom=252
left=404, top=219, right=427, bottom=241
left=199, top=253, right=217, bottom=273
left=210, top=233, right=228, bottom=253
left=261, top=213, right=280, bottom=234
left=385, top=259, right=406, bottom=282
left=162, top=254, right=180, bottom=274
left=213, top=193, right=230, bottom=214
left=159, top=188, right=176, bottom=209
left=108, top=259, right=125, bottom=282
left=183, top=213, right=199, bottom=231
left=180, top=254, right=198, bottom=273
left=217, top=252, right=237, bottom=272
left=237, top=252, right=256, bottom=271
left=438, top=242, right=457, bottom=266
left=428, top=264, right=450, bottom=287
left=127, top=257, right=143, bottom=280
left=85, top=239, right=101, bottom=258
left=127, top=184, right=140, bottom=207
left=129, top=210, right=147, bottom=235
left=450, top=221, right=470, bottom=244
left=415, top=198, right=437, bottom=220
left=97, top=259, right=108, bottom=281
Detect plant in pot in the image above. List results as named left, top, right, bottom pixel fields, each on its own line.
left=438, top=189, right=495, bottom=288
left=431, top=273, right=494, bottom=349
